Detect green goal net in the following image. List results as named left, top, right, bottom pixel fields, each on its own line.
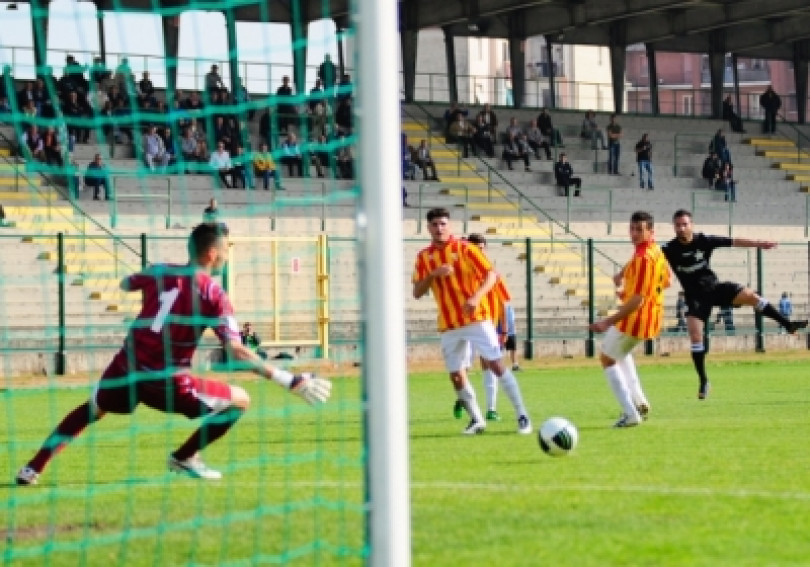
left=0, top=0, right=373, bottom=565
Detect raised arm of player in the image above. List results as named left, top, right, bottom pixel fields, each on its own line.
left=732, top=237, right=777, bottom=250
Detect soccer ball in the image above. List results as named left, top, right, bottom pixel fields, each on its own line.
left=538, top=417, right=578, bottom=457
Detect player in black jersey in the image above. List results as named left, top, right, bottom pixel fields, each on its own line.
left=662, top=209, right=807, bottom=399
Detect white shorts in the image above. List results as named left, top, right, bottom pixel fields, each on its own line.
left=441, top=321, right=501, bottom=372
left=600, top=326, right=642, bottom=361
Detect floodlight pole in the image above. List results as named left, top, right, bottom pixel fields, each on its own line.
left=357, top=0, right=411, bottom=565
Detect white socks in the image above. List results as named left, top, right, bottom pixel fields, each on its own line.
left=497, top=369, right=528, bottom=418
left=482, top=369, right=497, bottom=412
left=604, top=364, right=640, bottom=422
left=617, top=353, right=648, bottom=409
left=457, top=379, right=484, bottom=423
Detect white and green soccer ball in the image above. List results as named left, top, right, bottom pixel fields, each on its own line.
left=538, top=417, right=578, bottom=457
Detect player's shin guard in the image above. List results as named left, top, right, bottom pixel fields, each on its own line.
left=497, top=369, right=528, bottom=419
left=173, top=407, right=245, bottom=461
left=690, top=343, right=709, bottom=387
left=457, top=380, right=484, bottom=424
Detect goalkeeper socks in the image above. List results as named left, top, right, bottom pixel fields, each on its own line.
left=173, top=407, right=245, bottom=461
left=28, top=401, right=100, bottom=473
left=758, top=302, right=791, bottom=328
left=482, top=369, right=497, bottom=412
left=691, top=343, right=709, bottom=388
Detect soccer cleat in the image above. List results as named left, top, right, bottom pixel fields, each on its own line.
left=168, top=454, right=222, bottom=480
left=637, top=403, right=650, bottom=421
left=511, top=364, right=521, bottom=371
left=462, top=419, right=486, bottom=435
left=15, top=466, right=39, bottom=486
left=517, top=415, right=532, bottom=435
left=485, top=410, right=501, bottom=421
left=787, top=320, right=808, bottom=335
left=613, top=414, right=640, bottom=428
left=698, top=381, right=711, bottom=400
left=453, top=400, right=464, bottom=419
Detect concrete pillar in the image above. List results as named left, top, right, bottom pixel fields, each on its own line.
left=443, top=26, right=458, bottom=103
left=508, top=14, right=526, bottom=109
left=30, top=0, right=49, bottom=75
left=401, top=30, right=418, bottom=103
left=732, top=53, right=741, bottom=120
left=544, top=36, right=556, bottom=109
left=708, top=29, right=726, bottom=120
left=793, top=40, right=809, bottom=124
left=609, top=22, right=627, bottom=114
left=97, top=7, right=107, bottom=64
left=645, top=43, right=659, bottom=115
left=162, top=14, right=180, bottom=99
left=289, top=3, right=309, bottom=97
left=336, top=26, right=346, bottom=79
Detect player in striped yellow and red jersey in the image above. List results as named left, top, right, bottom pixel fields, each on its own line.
left=412, top=209, right=532, bottom=436
left=589, top=211, right=670, bottom=428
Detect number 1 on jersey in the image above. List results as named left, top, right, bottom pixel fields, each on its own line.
left=151, top=288, right=180, bottom=333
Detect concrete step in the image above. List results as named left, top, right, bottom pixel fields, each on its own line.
left=772, top=162, right=810, bottom=171
left=758, top=150, right=810, bottom=158
left=0, top=191, right=60, bottom=201
left=744, top=137, right=795, bottom=147
left=786, top=174, right=810, bottom=182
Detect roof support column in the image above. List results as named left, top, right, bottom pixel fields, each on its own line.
left=290, top=1, right=309, bottom=99
left=708, top=29, right=726, bottom=120
left=508, top=13, right=526, bottom=109
left=30, top=0, right=49, bottom=75
left=400, top=2, right=418, bottom=104
left=224, top=8, right=240, bottom=98
left=162, top=14, right=180, bottom=100
left=645, top=43, right=659, bottom=116
left=544, top=36, right=556, bottom=109
left=732, top=53, right=741, bottom=122
left=97, top=4, right=107, bottom=64
left=793, top=40, right=809, bottom=124
left=608, top=22, right=627, bottom=114
left=443, top=26, right=458, bottom=103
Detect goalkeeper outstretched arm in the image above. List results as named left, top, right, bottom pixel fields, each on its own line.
left=227, top=339, right=332, bottom=405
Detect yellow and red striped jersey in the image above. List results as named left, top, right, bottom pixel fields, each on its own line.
left=483, top=274, right=511, bottom=328
left=412, top=236, right=498, bottom=331
left=616, top=241, right=670, bottom=339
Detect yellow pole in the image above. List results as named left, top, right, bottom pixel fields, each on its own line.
left=273, top=239, right=280, bottom=341
left=317, top=234, right=330, bottom=358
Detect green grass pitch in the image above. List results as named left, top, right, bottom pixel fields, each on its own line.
left=3, top=353, right=810, bottom=566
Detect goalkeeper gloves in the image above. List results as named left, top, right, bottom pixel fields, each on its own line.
left=289, top=373, right=332, bottom=405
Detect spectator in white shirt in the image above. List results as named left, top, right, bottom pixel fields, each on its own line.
left=208, top=142, right=234, bottom=188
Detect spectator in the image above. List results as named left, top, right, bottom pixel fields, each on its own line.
left=402, top=186, right=409, bottom=208
left=17, top=80, right=35, bottom=110
left=311, top=133, right=333, bottom=178
left=22, top=125, right=45, bottom=162
left=779, top=292, right=793, bottom=334
left=443, top=101, right=468, bottom=135
left=635, top=133, right=654, bottom=190
left=502, top=132, right=531, bottom=172
left=234, top=78, right=253, bottom=120
left=84, top=153, right=111, bottom=200
left=318, top=54, right=337, bottom=97
left=402, top=133, right=415, bottom=180
left=142, top=126, right=171, bottom=172
left=213, top=115, right=235, bottom=152
left=412, top=140, right=440, bottom=181
left=202, top=197, right=219, bottom=223
left=112, top=57, right=133, bottom=94
left=336, top=73, right=353, bottom=102
left=723, top=95, right=745, bottom=133
left=253, top=142, right=282, bottom=190
left=701, top=151, right=722, bottom=188
left=62, top=91, right=90, bottom=144
left=158, top=126, right=177, bottom=167
left=759, top=85, right=781, bottom=134
left=714, top=305, right=735, bottom=333
left=447, top=114, right=476, bottom=158
left=581, top=110, right=608, bottom=150
left=525, top=119, right=551, bottom=160
left=710, top=128, right=731, bottom=164
left=537, top=107, right=563, bottom=147
left=137, top=71, right=157, bottom=108
left=231, top=145, right=251, bottom=189
left=554, top=152, right=581, bottom=197
left=675, top=291, right=687, bottom=332
left=42, top=127, right=64, bottom=169
left=241, top=323, right=267, bottom=360
left=181, top=126, right=207, bottom=167
left=335, top=136, right=355, bottom=180
left=90, top=57, right=111, bottom=90
left=208, top=142, right=234, bottom=188
left=32, top=78, right=49, bottom=115
left=309, top=78, right=325, bottom=113
left=259, top=108, right=274, bottom=148
left=310, top=94, right=329, bottom=139
left=205, top=64, right=225, bottom=94
left=335, top=97, right=353, bottom=135
left=472, top=114, right=496, bottom=158
left=505, top=117, right=523, bottom=141
left=476, top=104, right=498, bottom=138
left=606, top=114, right=622, bottom=174
left=0, top=95, right=11, bottom=118
left=280, top=132, right=304, bottom=177
left=276, top=76, right=297, bottom=133
left=714, top=161, right=736, bottom=202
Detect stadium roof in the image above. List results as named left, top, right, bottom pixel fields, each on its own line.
left=14, top=0, right=810, bottom=60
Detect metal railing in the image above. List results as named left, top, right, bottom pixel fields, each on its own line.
left=110, top=176, right=173, bottom=229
